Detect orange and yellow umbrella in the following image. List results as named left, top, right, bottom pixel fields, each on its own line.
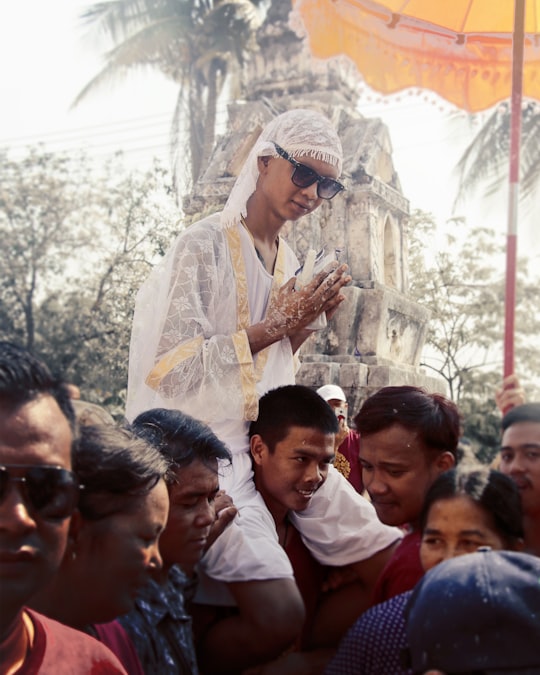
left=293, top=0, right=540, bottom=378
left=293, top=0, right=540, bottom=112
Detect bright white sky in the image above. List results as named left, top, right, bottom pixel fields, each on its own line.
left=0, top=0, right=537, bottom=259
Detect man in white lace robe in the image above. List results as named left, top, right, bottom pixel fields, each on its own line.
left=126, top=109, right=402, bottom=673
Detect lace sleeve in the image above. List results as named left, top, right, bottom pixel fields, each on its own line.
left=126, top=217, right=255, bottom=424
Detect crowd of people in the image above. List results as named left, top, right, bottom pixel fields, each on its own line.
left=2, top=107, right=540, bottom=675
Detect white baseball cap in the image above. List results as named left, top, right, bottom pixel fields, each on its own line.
left=316, top=384, right=347, bottom=402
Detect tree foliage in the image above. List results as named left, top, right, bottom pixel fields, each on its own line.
left=408, top=209, right=540, bottom=461
left=76, top=0, right=265, bottom=191
left=0, top=148, right=178, bottom=412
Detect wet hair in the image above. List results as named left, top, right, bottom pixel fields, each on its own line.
left=354, top=386, right=461, bottom=458
left=419, top=465, right=524, bottom=547
left=502, top=402, right=540, bottom=431
left=249, top=385, right=338, bottom=452
left=75, top=424, right=170, bottom=519
left=0, top=341, right=76, bottom=433
left=130, top=408, right=231, bottom=476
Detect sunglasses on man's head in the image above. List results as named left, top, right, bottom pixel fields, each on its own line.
left=272, top=142, right=345, bottom=200
left=0, top=464, right=81, bottom=520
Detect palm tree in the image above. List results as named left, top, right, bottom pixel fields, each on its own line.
left=454, top=101, right=540, bottom=208
left=75, top=0, right=265, bottom=191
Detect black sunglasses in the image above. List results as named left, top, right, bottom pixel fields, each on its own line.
left=272, top=142, right=345, bottom=200
left=0, top=464, right=81, bottom=520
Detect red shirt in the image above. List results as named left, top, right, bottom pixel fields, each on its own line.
left=16, top=609, right=127, bottom=674
left=371, top=530, right=423, bottom=605
left=91, top=620, right=143, bottom=675
left=334, top=430, right=363, bottom=493
left=285, top=526, right=326, bottom=649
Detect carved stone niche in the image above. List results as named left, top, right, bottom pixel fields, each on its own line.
left=297, top=280, right=443, bottom=415
left=291, top=108, right=447, bottom=413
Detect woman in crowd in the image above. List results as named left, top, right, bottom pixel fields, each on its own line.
left=325, top=464, right=524, bottom=675
left=31, top=423, right=170, bottom=673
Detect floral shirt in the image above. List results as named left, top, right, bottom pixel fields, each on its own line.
left=119, top=565, right=198, bottom=675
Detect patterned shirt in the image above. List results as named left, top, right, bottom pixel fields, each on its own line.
left=119, top=565, right=198, bottom=675
left=324, top=591, right=413, bottom=675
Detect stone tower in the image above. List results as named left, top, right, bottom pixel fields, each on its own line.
left=184, top=1, right=445, bottom=415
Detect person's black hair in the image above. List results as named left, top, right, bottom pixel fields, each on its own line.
left=419, top=465, right=524, bottom=546
left=75, top=424, right=170, bottom=519
left=249, top=385, right=338, bottom=452
left=130, top=408, right=231, bottom=475
left=0, top=341, right=76, bottom=433
left=502, top=402, right=540, bottom=431
left=354, top=385, right=461, bottom=458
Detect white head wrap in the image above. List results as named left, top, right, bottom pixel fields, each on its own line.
left=221, top=108, right=343, bottom=229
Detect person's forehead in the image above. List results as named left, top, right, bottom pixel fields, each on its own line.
left=0, top=395, right=72, bottom=468
left=502, top=420, right=540, bottom=446
left=170, top=458, right=219, bottom=494
left=275, top=425, right=334, bottom=454
left=359, top=424, right=428, bottom=461
left=327, top=398, right=347, bottom=406
left=425, top=495, right=493, bottom=527
left=138, top=479, right=169, bottom=518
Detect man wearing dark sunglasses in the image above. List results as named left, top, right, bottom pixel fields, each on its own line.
left=127, top=109, right=400, bottom=673
left=272, top=142, right=345, bottom=200
left=0, top=342, right=126, bottom=673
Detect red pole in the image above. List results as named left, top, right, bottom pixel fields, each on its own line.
left=504, top=0, right=525, bottom=378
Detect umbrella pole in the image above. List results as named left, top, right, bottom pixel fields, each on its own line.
left=504, top=0, right=525, bottom=378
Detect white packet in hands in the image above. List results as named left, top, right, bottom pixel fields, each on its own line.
left=294, top=249, right=341, bottom=330
left=294, top=249, right=337, bottom=290
left=294, top=249, right=317, bottom=291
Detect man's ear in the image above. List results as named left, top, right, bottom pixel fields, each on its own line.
left=250, top=434, right=268, bottom=465
left=258, top=155, right=271, bottom=172
left=434, top=450, right=456, bottom=474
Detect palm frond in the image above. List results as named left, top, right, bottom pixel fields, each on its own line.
left=454, top=101, right=540, bottom=208
left=77, top=0, right=266, bottom=189
left=80, top=0, right=192, bottom=43
left=73, top=18, right=192, bottom=106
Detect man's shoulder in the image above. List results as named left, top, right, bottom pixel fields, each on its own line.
left=179, top=213, right=223, bottom=240
left=383, top=530, right=422, bottom=571
left=25, top=609, right=127, bottom=674
left=169, top=214, right=229, bottom=259
left=394, top=529, right=422, bottom=553
left=372, top=532, right=423, bottom=603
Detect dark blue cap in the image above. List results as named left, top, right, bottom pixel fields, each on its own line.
left=405, top=550, right=540, bottom=674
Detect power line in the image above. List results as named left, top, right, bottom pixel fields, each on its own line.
left=0, top=94, right=476, bottom=174
left=14, top=111, right=169, bottom=143
left=0, top=93, right=466, bottom=146
left=0, top=111, right=173, bottom=145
